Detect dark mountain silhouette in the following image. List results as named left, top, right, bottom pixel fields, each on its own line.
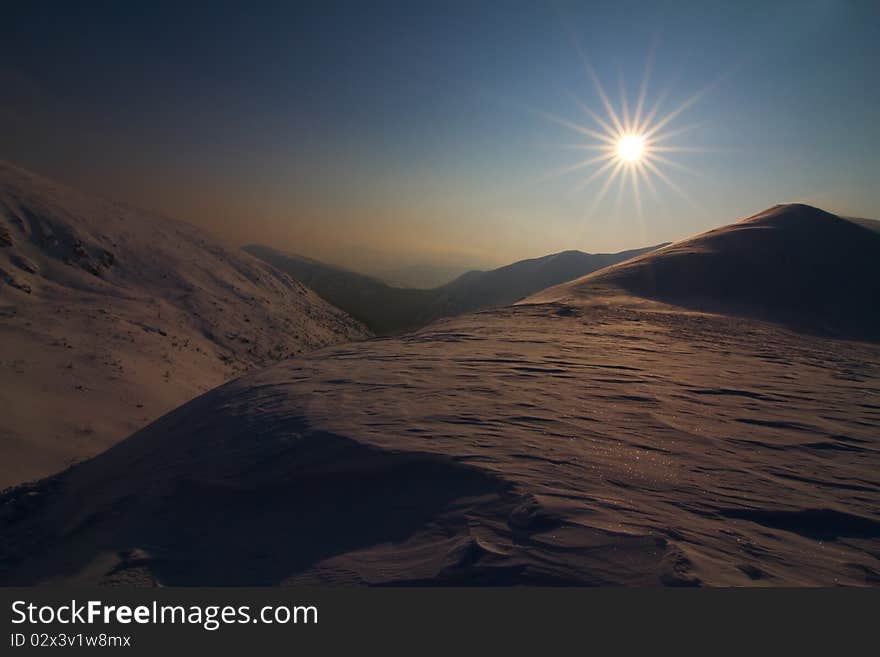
left=244, top=243, right=666, bottom=334
left=529, top=204, right=880, bottom=340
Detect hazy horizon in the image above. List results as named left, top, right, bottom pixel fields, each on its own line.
left=2, top=1, right=878, bottom=271
left=2, top=1, right=879, bottom=594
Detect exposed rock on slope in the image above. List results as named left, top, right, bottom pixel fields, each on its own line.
left=0, top=162, right=369, bottom=487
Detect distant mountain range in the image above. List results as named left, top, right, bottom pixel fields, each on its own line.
left=244, top=243, right=667, bottom=334
left=371, top=263, right=475, bottom=289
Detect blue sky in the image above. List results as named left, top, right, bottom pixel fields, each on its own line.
left=2, top=1, right=878, bottom=270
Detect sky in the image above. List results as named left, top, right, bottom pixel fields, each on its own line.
left=2, top=1, right=878, bottom=272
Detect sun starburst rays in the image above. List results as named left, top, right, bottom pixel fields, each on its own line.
left=546, top=55, right=711, bottom=219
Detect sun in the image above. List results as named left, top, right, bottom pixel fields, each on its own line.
left=617, top=134, right=644, bottom=162
left=539, top=46, right=712, bottom=218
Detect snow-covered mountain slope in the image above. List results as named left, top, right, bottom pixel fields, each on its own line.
left=0, top=162, right=369, bottom=487
left=528, top=204, right=880, bottom=341
left=3, top=302, right=878, bottom=586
